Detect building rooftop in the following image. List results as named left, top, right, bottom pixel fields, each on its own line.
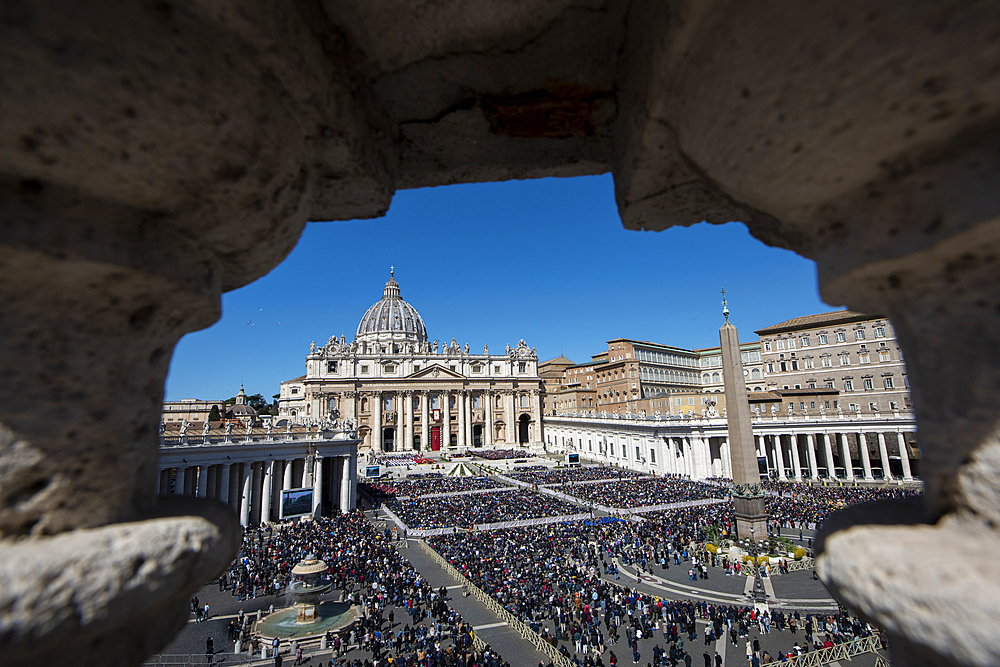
left=755, top=310, right=879, bottom=335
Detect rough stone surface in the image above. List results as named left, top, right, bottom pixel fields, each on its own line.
left=0, top=497, right=239, bottom=667
left=1, top=1, right=999, bottom=665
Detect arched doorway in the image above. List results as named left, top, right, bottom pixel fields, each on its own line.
left=472, top=425, right=483, bottom=447
left=383, top=427, right=395, bottom=452
left=518, top=414, right=530, bottom=445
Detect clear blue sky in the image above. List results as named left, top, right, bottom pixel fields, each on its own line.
left=165, top=174, right=835, bottom=401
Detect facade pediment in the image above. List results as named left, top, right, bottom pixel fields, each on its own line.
left=407, top=364, right=466, bottom=380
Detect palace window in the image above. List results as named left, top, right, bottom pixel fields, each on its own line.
left=384, top=364, right=396, bottom=373
left=859, top=352, right=870, bottom=364
left=879, top=350, right=890, bottom=362
left=808, top=381, right=816, bottom=389
left=855, top=329, right=866, bottom=341
left=291, top=387, right=299, bottom=395
left=874, top=326, right=886, bottom=338
left=844, top=379, right=854, bottom=391
left=791, top=360, right=799, bottom=370
left=883, top=377, right=894, bottom=389
left=836, top=331, right=847, bottom=343
left=839, top=354, right=850, bottom=366
left=849, top=403, right=859, bottom=412
left=776, top=340, right=785, bottom=350
left=805, top=358, right=814, bottom=369
left=520, top=395, right=529, bottom=408
left=327, top=361, right=337, bottom=373
left=767, top=362, right=774, bottom=373
left=764, top=342, right=771, bottom=351
left=818, top=334, right=828, bottom=344
left=494, top=365, right=501, bottom=374
left=361, top=365, right=369, bottom=374
left=810, top=401, right=816, bottom=410
left=863, top=378, right=874, bottom=390
left=801, top=336, right=810, bottom=347
left=751, top=368, right=761, bottom=380
left=788, top=339, right=795, bottom=349
left=471, top=363, right=483, bottom=373
left=518, top=362, right=526, bottom=373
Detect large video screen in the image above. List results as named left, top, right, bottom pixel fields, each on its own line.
left=567, top=453, right=580, bottom=465
left=281, top=487, right=314, bottom=518
left=365, top=465, right=381, bottom=478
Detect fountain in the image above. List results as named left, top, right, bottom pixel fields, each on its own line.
left=253, top=555, right=359, bottom=640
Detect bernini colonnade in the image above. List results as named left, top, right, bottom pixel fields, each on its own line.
left=1, top=2, right=996, bottom=666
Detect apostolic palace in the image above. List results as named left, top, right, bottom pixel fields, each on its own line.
left=277, top=271, right=545, bottom=452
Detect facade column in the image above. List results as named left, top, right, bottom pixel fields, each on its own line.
left=260, top=460, right=275, bottom=524
left=373, top=392, right=383, bottom=451
left=420, top=391, right=429, bottom=451
left=349, top=452, right=358, bottom=510
left=239, top=463, right=253, bottom=527
left=457, top=390, right=467, bottom=448
left=839, top=433, right=855, bottom=480
left=897, top=432, right=913, bottom=480
left=344, top=391, right=357, bottom=423
left=822, top=433, right=836, bottom=479
left=485, top=391, right=494, bottom=446
left=219, top=463, right=231, bottom=507
left=773, top=435, right=787, bottom=480
left=508, top=391, right=517, bottom=445
left=788, top=434, right=803, bottom=481
left=806, top=433, right=820, bottom=479
left=404, top=390, right=414, bottom=450
left=877, top=432, right=893, bottom=480
left=858, top=432, right=873, bottom=480
left=442, top=391, right=451, bottom=448
left=313, top=455, right=323, bottom=516
left=174, top=467, right=186, bottom=495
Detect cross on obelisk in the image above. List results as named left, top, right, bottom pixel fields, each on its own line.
left=719, top=290, right=768, bottom=540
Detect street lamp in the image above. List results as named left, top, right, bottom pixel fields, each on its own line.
left=746, top=526, right=770, bottom=609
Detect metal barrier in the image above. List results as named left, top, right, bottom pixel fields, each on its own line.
left=784, top=634, right=885, bottom=666
left=417, top=540, right=574, bottom=667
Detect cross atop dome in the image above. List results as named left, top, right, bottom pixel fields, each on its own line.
left=383, top=267, right=400, bottom=299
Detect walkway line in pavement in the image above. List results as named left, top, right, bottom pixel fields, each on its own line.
left=474, top=622, right=509, bottom=631
left=715, top=628, right=727, bottom=664
left=763, top=575, right=777, bottom=603
left=744, top=576, right=754, bottom=596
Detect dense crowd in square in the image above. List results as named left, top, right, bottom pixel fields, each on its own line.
left=428, top=519, right=876, bottom=666
left=369, top=452, right=435, bottom=467
left=386, top=488, right=581, bottom=529
left=468, top=448, right=530, bottom=460
left=219, top=511, right=510, bottom=667
left=506, top=465, right=646, bottom=486
left=368, top=475, right=511, bottom=498
left=564, top=477, right=729, bottom=509
left=763, top=481, right=922, bottom=530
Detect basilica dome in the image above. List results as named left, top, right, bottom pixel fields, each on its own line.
left=356, top=271, right=428, bottom=344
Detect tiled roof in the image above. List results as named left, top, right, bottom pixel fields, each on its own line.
left=754, top=310, right=878, bottom=335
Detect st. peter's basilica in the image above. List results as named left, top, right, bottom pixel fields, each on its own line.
left=278, top=271, right=544, bottom=452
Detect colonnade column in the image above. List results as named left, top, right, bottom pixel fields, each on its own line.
left=897, top=432, right=913, bottom=480
left=404, top=390, right=414, bottom=451
left=457, top=391, right=467, bottom=448
left=858, top=432, right=873, bottom=480
left=283, top=459, right=294, bottom=491
left=219, top=463, right=231, bottom=507
left=485, top=391, right=494, bottom=445
left=774, top=435, right=787, bottom=480
left=420, top=391, right=429, bottom=451
left=175, top=467, right=186, bottom=496
left=349, top=452, right=358, bottom=510
left=806, top=433, right=820, bottom=479
left=877, top=432, right=893, bottom=480
left=789, top=435, right=803, bottom=480
left=312, top=455, right=323, bottom=516
left=442, top=392, right=451, bottom=448
left=339, top=456, right=351, bottom=514
left=839, top=433, right=855, bottom=480
left=260, top=460, right=275, bottom=524
left=240, top=463, right=252, bottom=527
left=822, top=433, right=836, bottom=479
left=720, top=438, right=731, bottom=479
left=373, top=392, right=383, bottom=451
left=205, top=465, right=217, bottom=499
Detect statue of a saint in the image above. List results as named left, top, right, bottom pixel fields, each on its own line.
left=180, top=420, right=189, bottom=435
left=310, top=341, right=316, bottom=354
left=464, top=343, right=469, bottom=354
left=225, top=421, right=234, bottom=435
left=202, top=420, right=211, bottom=435
left=158, top=422, right=165, bottom=435
left=484, top=344, right=488, bottom=355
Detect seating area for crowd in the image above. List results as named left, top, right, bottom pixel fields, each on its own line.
left=468, top=448, right=530, bottom=460
left=220, top=511, right=510, bottom=666
left=386, top=488, right=581, bottom=529
left=564, top=477, right=729, bottom=509
left=367, top=475, right=511, bottom=498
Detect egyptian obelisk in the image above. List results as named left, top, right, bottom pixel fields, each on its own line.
left=719, top=290, right=769, bottom=539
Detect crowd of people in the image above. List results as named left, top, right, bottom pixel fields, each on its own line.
left=368, top=452, right=436, bottom=467
left=428, top=520, right=876, bottom=666
left=764, top=482, right=922, bottom=530
left=386, top=489, right=582, bottom=529
left=565, top=478, right=729, bottom=509
left=367, top=475, right=512, bottom=498
left=507, top=465, right=646, bottom=486
left=468, top=449, right=531, bottom=460
left=221, top=511, right=511, bottom=667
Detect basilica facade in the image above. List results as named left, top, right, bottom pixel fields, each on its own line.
left=278, top=272, right=544, bottom=452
